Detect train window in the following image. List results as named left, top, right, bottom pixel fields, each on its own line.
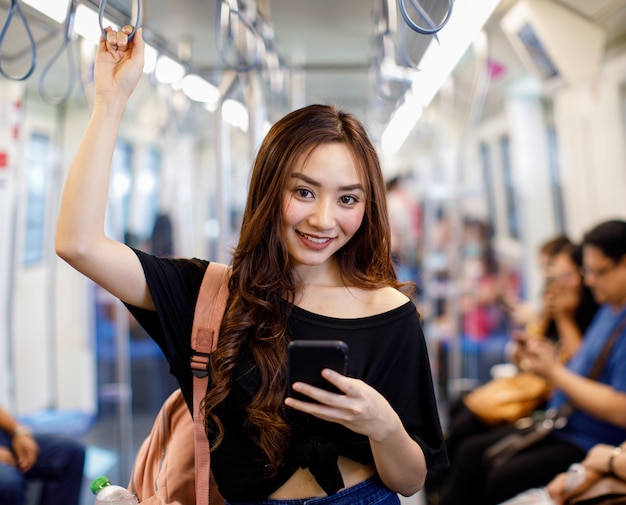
left=22, top=132, right=51, bottom=265
left=499, top=135, right=520, bottom=240
left=127, top=146, right=161, bottom=244
left=547, top=125, right=566, bottom=231
left=479, top=142, right=496, bottom=234
left=107, top=140, right=133, bottom=242
left=621, top=83, right=626, bottom=135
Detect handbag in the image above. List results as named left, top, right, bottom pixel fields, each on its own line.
left=129, top=262, right=231, bottom=505
left=484, top=407, right=570, bottom=467
left=463, top=371, right=551, bottom=425
left=485, top=316, right=626, bottom=467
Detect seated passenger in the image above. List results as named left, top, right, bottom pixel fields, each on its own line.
left=512, top=241, right=599, bottom=364
left=504, top=234, right=572, bottom=329
left=0, top=407, right=85, bottom=505
left=428, top=239, right=599, bottom=498
left=457, top=218, right=504, bottom=341
left=437, top=219, right=626, bottom=505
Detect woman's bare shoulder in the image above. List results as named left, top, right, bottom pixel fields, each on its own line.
left=297, top=285, right=410, bottom=319
left=365, top=286, right=411, bottom=313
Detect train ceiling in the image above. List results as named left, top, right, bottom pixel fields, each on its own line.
left=1, top=0, right=626, bottom=132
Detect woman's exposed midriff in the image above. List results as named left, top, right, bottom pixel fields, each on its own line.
left=268, top=456, right=377, bottom=499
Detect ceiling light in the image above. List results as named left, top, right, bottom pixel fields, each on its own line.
left=381, top=92, right=422, bottom=155
left=181, top=74, right=221, bottom=104
left=204, top=101, right=219, bottom=113
left=74, top=4, right=117, bottom=45
left=155, top=55, right=185, bottom=85
left=22, top=0, right=70, bottom=24
left=411, top=0, right=500, bottom=109
left=143, top=44, right=158, bottom=74
left=222, top=99, right=249, bottom=132
left=381, top=0, right=500, bottom=154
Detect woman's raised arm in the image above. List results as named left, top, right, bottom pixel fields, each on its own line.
left=56, top=26, right=153, bottom=310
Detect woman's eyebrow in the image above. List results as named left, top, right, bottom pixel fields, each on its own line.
left=289, top=173, right=364, bottom=192
left=290, top=173, right=320, bottom=187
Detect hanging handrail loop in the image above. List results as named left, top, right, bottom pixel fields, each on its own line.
left=398, top=0, right=454, bottom=36
left=0, top=0, right=37, bottom=81
left=215, top=0, right=263, bottom=73
left=98, top=0, right=142, bottom=40
left=38, top=0, right=79, bottom=105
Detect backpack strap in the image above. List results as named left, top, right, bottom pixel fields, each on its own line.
left=190, top=262, right=231, bottom=505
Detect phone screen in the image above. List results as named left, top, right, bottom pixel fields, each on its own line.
left=287, top=340, right=348, bottom=402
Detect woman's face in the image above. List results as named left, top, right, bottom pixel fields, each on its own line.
left=281, top=143, right=366, bottom=274
left=549, top=251, right=582, bottom=291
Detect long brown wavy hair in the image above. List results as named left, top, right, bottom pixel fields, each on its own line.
left=201, top=104, right=412, bottom=473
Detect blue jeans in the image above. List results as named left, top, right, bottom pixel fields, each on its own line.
left=0, top=430, right=85, bottom=505
left=226, top=477, right=400, bottom=505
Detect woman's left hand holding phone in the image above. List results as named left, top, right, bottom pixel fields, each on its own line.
left=285, top=369, right=400, bottom=440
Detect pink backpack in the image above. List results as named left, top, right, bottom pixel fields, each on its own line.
left=129, top=262, right=231, bottom=505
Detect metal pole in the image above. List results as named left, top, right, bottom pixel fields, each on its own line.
left=215, top=73, right=240, bottom=264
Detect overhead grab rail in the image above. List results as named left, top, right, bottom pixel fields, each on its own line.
left=98, top=0, right=142, bottom=40
left=371, top=0, right=415, bottom=100
left=398, top=0, right=453, bottom=35
left=215, top=0, right=264, bottom=73
left=397, top=18, right=433, bottom=68
left=372, top=0, right=453, bottom=83
left=38, top=0, right=78, bottom=105
left=0, top=0, right=37, bottom=80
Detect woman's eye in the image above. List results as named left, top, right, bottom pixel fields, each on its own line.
left=296, top=188, right=313, bottom=198
left=340, top=195, right=357, bottom=205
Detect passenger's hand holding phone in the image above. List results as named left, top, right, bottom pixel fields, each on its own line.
left=514, top=332, right=559, bottom=376
left=285, top=368, right=403, bottom=441
left=287, top=340, right=348, bottom=402
left=285, top=341, right=403, bottom=440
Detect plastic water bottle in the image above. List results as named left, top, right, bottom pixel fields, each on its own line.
left=90, top=476, right=138, bottom=505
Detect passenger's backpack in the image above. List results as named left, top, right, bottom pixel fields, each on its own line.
left=129, top=262, right=231, bottom=505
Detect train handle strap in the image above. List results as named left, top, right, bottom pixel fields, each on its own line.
left=398, top=0, right=454, bottom=36
left=0, top=0, right=37, bottom=81
left=38, top=0, right=78, bottom=105
left=98, top=0, right=142, bottom=40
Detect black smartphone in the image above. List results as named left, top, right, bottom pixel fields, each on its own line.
left=287, top=340, right=348, bottom=402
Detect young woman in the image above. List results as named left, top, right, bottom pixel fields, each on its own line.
left=536, top=242, right=599, bottom=362
left=55, top=26, right=447, bottom=504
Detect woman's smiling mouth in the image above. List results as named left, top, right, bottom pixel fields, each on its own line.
left=297, top=231, right=333, bottom=247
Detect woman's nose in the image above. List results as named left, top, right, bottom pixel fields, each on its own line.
left=308, top=199, right=335, bottom=229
